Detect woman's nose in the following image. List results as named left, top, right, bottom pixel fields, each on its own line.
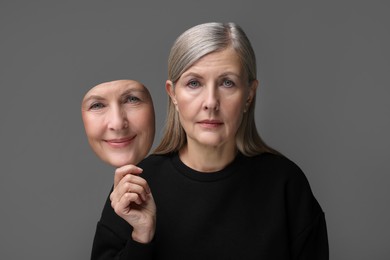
left=108, top=106, right=128, bottom=130
left=203, top=85, right=219, bottom=111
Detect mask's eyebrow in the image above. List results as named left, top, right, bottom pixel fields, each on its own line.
left=82, top=95, right=105, bottom=106
left=82, top=86, right=150, bottom=107
left=120, top=88, right=145, bottom=96
left=119, top=88, right=151, bottom=101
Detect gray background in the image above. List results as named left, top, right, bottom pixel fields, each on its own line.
left=1, top=1, right=389, bottom=259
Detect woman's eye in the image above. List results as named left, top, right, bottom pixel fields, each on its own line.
left=126, top=96, right=141, bottom=103
left=187, top=80, right=200, bottom=88
left=222, top=79, right=235, bottom=88
left=90, top=103, right=105, bottom=110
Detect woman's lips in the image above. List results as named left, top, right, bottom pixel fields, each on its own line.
left=198, top=120, right=223, bottom=128
left=105, top=136, right=135, bottom=148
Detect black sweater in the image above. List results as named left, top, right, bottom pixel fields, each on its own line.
left=91, top=152, right=328, bottom=259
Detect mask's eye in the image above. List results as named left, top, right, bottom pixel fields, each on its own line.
left=126, top=95, right=141, bottom=103
left=89, top=102, right=105, bottom=110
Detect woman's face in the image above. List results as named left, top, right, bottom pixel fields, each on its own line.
left=167, top=47, right=257, bottom=151
left=81, top=80, right=155, bottom=167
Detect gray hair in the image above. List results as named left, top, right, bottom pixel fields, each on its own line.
left=168, top=22, right=257, bottom=83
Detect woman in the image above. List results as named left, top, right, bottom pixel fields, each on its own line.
left=92, top=23, right=328, bottom=259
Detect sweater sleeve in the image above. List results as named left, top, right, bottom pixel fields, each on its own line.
left=285, top=162, right=329, bottom=260
left=291, top=211, right=329, bottom=260
left=90, top=189, right=154, bottom=260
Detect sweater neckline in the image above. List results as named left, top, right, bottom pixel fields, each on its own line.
left=170, top=152, right=244, bottom=182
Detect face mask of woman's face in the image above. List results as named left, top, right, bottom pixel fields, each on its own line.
left=81, top=80, right=155, bottom=167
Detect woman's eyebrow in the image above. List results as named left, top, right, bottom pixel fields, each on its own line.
left=181, top=72, right=241, bottom=79
left=219, top=72, right=241, bottom=78
left=181, top=72, right=203, bottom=79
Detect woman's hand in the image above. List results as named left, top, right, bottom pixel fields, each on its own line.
left=110, top=165, right=156, bottom=244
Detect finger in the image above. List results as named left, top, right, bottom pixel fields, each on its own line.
left=118, top=173, right=151, bottom=194
left=117, top=181, right=148, bottom=202
left=110, top=189, right=120, bottom=205
left=122, top=192, right=143, bottom=206
left=113, top=192, right=143, bottom=216
left=114, top=165, right=143, bottom=188
left=111, top=174, right=151, bottom=203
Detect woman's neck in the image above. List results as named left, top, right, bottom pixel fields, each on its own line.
left=179, top=141, right=237, bottom=172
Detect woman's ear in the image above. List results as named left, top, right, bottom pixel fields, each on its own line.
left=166, top=80, right=178, bottom=106
left=246, top=79, right=258, bottom=108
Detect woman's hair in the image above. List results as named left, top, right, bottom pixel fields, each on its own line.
left=154, top=22, right=279, bottom=156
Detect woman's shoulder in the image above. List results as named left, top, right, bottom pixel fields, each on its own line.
left=251, top=153, right=321, bottom=209
left=246, top=152, right=309, bottom=184
left=248, top=152, right=301, bottom=171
